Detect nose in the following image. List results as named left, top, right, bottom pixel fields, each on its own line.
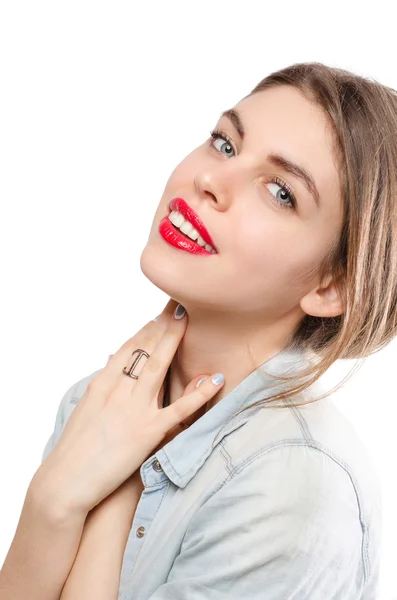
left=194, top=162, right=241, bottom=212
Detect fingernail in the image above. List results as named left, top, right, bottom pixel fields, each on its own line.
left=196, top=377, right=207, bottom=388
left=211, top=373, right=224, bottom=385
left=174, top=304, right=186, bottom=319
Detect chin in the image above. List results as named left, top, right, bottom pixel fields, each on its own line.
left=140, top=241, right=187, bottom=301
left=139, top=240, right=217, bottom=313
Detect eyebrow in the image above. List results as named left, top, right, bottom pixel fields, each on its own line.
left=219, top=108, right=321, bottom=208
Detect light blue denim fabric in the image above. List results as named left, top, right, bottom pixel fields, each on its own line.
left=41, top=347, right=382, bottom=599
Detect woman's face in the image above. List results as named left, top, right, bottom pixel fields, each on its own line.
left=140, top=85, right=343, bottom=322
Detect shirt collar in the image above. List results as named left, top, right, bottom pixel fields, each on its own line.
left=143, top=345, right=314, bottom=488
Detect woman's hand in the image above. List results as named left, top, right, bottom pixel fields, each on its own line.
left=59, top=375, right=204, bottom=600
left=40, top=299, right=225, bottom=517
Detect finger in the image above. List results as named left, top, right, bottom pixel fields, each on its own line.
left=159, top=373, right=208, bottom=409
left=176, top=374, right=212, bottom=428
left=157, top=370, right=208, bottom=411
left=154, top=298, right=180, bottom=322
left=107, top=299, right=179, bottom=376
left=161, top=373, right=225, bottom=432
left=152, top=374, right=211, bottom=452
left=116, top=298, right=178, bottom=357
left=98, top=299, right=181, bottom=396
left=132, top=305, right=188, bottom=399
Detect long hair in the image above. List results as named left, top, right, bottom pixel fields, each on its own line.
left=216, top=61, right=397, bottom=430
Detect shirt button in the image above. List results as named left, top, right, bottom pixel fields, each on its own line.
left=153, top=459, right=163, bottom=472
left=136, top=526, right=145, bottom=538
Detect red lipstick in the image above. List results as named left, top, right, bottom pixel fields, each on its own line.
left=169, top=198, right=216, bottom=249
left=158, top=197, right=218, bottom=256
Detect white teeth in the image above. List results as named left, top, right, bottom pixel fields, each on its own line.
left=169, top=210, right=216, bottom=253
left=171, top=211, right=185, bottom=228
left=180, top=220, right=195, bottom=237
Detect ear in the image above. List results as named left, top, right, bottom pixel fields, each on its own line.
left=300, top=273, right=346, bottom=318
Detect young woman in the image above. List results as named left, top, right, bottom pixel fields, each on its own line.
left=1, top=61, right=390, bottom=599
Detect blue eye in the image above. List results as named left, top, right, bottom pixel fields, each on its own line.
left=265, top=179, right=296, bottom=211
left=209, top=129, right=236, bottom=157
left=209, top=129, right=297, bottom=211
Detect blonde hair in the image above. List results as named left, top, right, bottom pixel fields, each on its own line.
left=218, top=61, right=397, bottom=427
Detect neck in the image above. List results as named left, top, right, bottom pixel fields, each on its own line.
left=164, top=306, right=302, bottom=417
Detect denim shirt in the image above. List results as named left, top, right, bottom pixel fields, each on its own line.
left=41, top=347, right=382, bottom=599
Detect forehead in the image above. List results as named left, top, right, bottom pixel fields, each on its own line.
left=231, top=86, right=342, bottom=215
left=234, top=86, right=335, bottom=157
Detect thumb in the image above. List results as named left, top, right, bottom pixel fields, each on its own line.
left=174, top=375, right=211, bottom=430
left=184, top=374, right=211, bottom=395
left=164, top=372, right=225, bottom=431
left=157, top=374, right=208, bottom=412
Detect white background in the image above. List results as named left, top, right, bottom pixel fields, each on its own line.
left=0, top=2, right=396, bottom=598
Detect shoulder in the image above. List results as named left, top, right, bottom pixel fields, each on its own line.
left=210, top=443, right=364, bottom=543
left=224, top=393, right=381, bottom=531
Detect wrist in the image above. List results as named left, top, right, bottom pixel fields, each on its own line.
left=29, top=464, right=89, bottom=525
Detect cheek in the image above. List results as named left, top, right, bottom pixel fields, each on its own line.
left=231, top=216, right=291, bottom=269
left=231, top=218, right=324, bottom=290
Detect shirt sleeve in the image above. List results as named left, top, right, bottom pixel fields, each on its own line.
left=41, top=368, right=103, bottom=463
left=147, top=444, right=365, bottom=600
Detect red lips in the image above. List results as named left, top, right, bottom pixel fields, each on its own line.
left=158, top=217, right=212, bottom=255
left=169, top=197, right=217, bottom=251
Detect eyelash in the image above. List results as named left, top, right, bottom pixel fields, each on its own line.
left=209, top=129, right=297, bottom=211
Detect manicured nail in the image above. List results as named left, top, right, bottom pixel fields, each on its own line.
left=174, top=304, right=186, bottom=319
left=196, top=377, right=207, bottom=388
left=211, top=373, right=224, bottom=385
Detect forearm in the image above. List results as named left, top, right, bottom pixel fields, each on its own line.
left=0, top=473, right=88, bottom=600
left=60, top=473, right=144, bottom=600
